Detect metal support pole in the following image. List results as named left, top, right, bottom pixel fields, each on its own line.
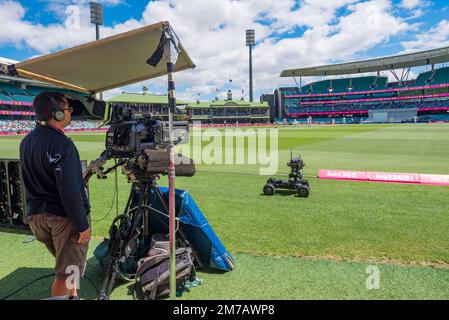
left=249, top=45, right=253, bottom=102
left=96, top=23, right=100, bottom=41
left=91, top=1, right=104, bottom=100
left=96, top=24, right=103, bottom=100
left=390, top=68, right=400, bottom=83
left=164, top=35, right=177, bottom=300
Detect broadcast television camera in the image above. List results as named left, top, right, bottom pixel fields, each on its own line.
left=65, top=94, right=188, bottom=156
left=105, top=103, right=189, bottom=159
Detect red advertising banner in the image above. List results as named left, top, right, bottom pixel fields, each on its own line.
left=417, top=106, right=449, bottom=112
left=190, top=123, right=273, bottom=128
left=299, top=92, right=449, bottom=106
left=0, top=110, right=35, bottom=115
left=287, top=106, right=449, bottom=117
left=288, top=110, right=369, bottom=116
left=366, top=171, right=420, bottom=184
left=0, top=100, right=33, bottom=107
left=318, top=170, right=449, bottom=186
left=419, top=174, right=449, bottom=186
left=318, top=170, right=368, bottom=181
left=0, top=128, right=108, bottom=135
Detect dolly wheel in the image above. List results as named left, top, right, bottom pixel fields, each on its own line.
left=297, top=185, right=310, bottom=198
left=263, top=184, right=275, bottom=196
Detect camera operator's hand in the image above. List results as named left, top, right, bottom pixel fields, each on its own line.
left=78, top=227, right=92, bottom=244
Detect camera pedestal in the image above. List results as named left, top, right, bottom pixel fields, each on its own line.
left=98, top=176, right=200, bottom=300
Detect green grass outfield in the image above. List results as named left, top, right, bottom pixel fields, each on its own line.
left=1, top=123, right=449, bottom=299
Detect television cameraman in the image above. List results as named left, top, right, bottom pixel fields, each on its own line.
left=19, top=92, right=91, bottom=299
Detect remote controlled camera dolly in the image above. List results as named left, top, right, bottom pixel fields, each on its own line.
left=263, top=152, right=310, bottom=198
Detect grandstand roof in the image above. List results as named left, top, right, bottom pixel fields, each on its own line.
left=108, top=92, right=187, bottom=105
left=188, top=101, right=211, bottom=108
left=0, top=57, right=18, bottom=65
left=211, top=100, right=268, bottom=108
left=3, top=22, right=195, bottom=94
left=0, top=74, right=60, bottom=88
left=188, top=100, right=269, bottom=108
left=281, top=46, right=449, bottom=77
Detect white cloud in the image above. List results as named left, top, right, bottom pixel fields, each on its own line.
left=404, top=8, right=424, bottom=20
left=399, top=0, right=432, bottom=10
left=323, top=0, right=409, bottom=58
left=0, top=1, right=88, bottom=51
left=0, top=0, right=140, bottom=53
left=401, top=19, right=449, bottom=51
left=263, top=0, right=359, bottom=31
left=33, top=0, right=126, bottom=23
left=1, top=0, right=416, bottom=101
left=400, top=0, right=421, bottom=9
left=399, top=0, right=431, bottom=21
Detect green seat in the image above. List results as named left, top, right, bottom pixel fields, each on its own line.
left=431, top=67, right=449, bottom=85
left=415, top=70, right=433, bottom=86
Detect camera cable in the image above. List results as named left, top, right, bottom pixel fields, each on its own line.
left=0, top=273, right=100, bottom=300
left=142, top=205, right=180, bottom=232
left=92, top=159, right=120, bottom=222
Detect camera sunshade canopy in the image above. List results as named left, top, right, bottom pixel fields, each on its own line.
left=8, top=21, right=195, bottom=94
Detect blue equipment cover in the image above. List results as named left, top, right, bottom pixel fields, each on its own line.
left=148, top=187, right=235, bottom=272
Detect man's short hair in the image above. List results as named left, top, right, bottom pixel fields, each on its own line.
left=33, top=92, right=66, bottom=121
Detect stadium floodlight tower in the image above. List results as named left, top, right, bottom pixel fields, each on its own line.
left=90, top=1, right=104, bottom=41
left=246, top=29, right=255, bottom=102
left=90, top=1, right=103, bottom=99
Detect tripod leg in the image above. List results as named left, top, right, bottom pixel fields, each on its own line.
left=128, top=184, right=148, bottom=237
left=123, top=182, right=137, bottom=217
left=98, top=255, right=119, bottom=300
left=104, top=268, right=118, bottom=299
left=98, top=184, right=144, bottom=300
left=143, top=187, right=150, bottom=239
left=119, top=184, right=151, bottom=263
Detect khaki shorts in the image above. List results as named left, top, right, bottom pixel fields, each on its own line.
left=27, top=213, right=89, bottom=280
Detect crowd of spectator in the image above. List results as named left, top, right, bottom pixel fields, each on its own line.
left=111, top=103, right=179, bottom=116
left=192, top=108, right=268, bottom=117
left=297, top=91, right=398, bottom=103
left=0, top=120, right=104, bottom=133
left=66, top=120, right=103, bottom=130
left=287, top=99, right=449, bottom=114
left=0, top=120, right=35, bottom=133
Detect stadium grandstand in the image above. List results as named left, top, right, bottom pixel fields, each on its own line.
left=274, top=46, right=449, bottom=124
left=0, top=57, right=103, bottom=135
left=188, top=89, right=269, bottom=124
left=107, top=88, right=269, bottom=125
left=107, top=86, right=190, bottom=121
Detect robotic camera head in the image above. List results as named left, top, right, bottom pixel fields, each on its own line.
left=287, top=155, right=305, bottom=173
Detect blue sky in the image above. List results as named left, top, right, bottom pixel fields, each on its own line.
left=1, top=0, right=449, bottom=101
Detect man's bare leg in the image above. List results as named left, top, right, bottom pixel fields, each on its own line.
left=51, top=278, right=77, bottom=297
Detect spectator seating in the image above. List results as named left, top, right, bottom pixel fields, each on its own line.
left=432, top=67, right=449, bottom=85
left=0, top=120, right=104, bottom=133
